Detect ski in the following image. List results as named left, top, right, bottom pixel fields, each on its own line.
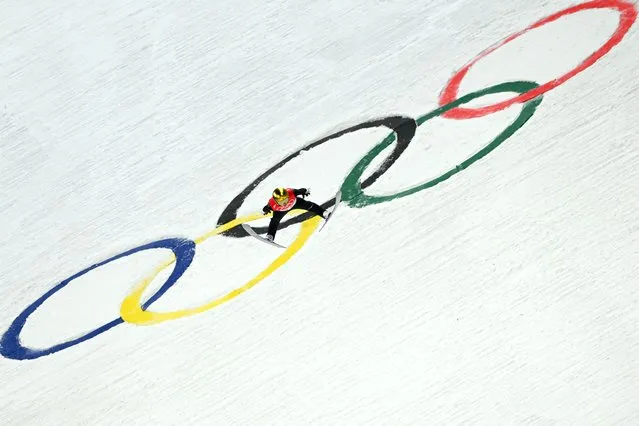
left=319, top=190, right=341, bottom=232
left=241, top=223, right=287, bottom=248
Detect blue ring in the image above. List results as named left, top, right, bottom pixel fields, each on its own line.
left=0, top=238, right=196, bottom=360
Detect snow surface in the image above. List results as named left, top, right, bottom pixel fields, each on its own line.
left=1, top=0, right=638, bottom=424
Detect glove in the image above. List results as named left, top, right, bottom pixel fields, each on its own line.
left=262, top=205, right=272, bottom=214
left=301, top=188, right=311, bottom=198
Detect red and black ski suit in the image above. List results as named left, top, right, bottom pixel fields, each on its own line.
left=262, top=188, right=326, bottom=239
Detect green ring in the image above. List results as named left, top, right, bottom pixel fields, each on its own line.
left=339, top=81, right=543, bottom=207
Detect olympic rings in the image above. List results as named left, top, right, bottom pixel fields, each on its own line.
left=0, top=238, right=195, bottom=361
left=120, top=210, right=321, bottom=325
left=341, top=81, right=542, bottom=207
left=439, top=0, right=637, bottom=119
left=2, top=0, right=635, bottom=360
left=216, top=116, right=416, bottom=238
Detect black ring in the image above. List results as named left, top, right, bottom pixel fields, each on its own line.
left=216, top=116, right=417, bottom=237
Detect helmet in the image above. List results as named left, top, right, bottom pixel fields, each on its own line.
left=273, top=187, right=288, bottom=204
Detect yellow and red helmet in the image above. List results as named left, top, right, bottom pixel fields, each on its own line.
left=272, top=187, right=289, bottom=205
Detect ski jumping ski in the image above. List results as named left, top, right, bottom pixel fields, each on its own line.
left=319, top=190, right=341, bottom=232
left=241, top=223, right=287, bottom=248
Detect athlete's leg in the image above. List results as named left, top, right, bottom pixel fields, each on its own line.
left=267, top=211, right=287, bottom=240
left=295, top=198, right=327, bottom=218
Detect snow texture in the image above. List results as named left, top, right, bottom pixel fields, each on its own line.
left=1, top=0, right=638, bottom=424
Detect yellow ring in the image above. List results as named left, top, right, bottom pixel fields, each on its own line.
left=120, top=209, right=321, bottom=325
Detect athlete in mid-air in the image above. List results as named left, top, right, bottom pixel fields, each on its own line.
left=262, top=187, right=327, bottom=241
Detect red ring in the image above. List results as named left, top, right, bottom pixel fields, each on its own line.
left=439, top=0, right=637, bottom=119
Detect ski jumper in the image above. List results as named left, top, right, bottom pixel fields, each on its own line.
left=263, top=188, right=325, bottom=239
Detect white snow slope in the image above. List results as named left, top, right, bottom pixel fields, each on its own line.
left=1, top=0, right=638, bottom=424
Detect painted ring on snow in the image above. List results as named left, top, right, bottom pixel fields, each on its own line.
left=216, top=116, right=416, bottom=238
left=0, top=238, right=195, bottom=360
left=340, top=81, right=543, bottom=207
left=120, top=210, right=321, bottom=326
left=438, top=0, right=636, bottom=119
